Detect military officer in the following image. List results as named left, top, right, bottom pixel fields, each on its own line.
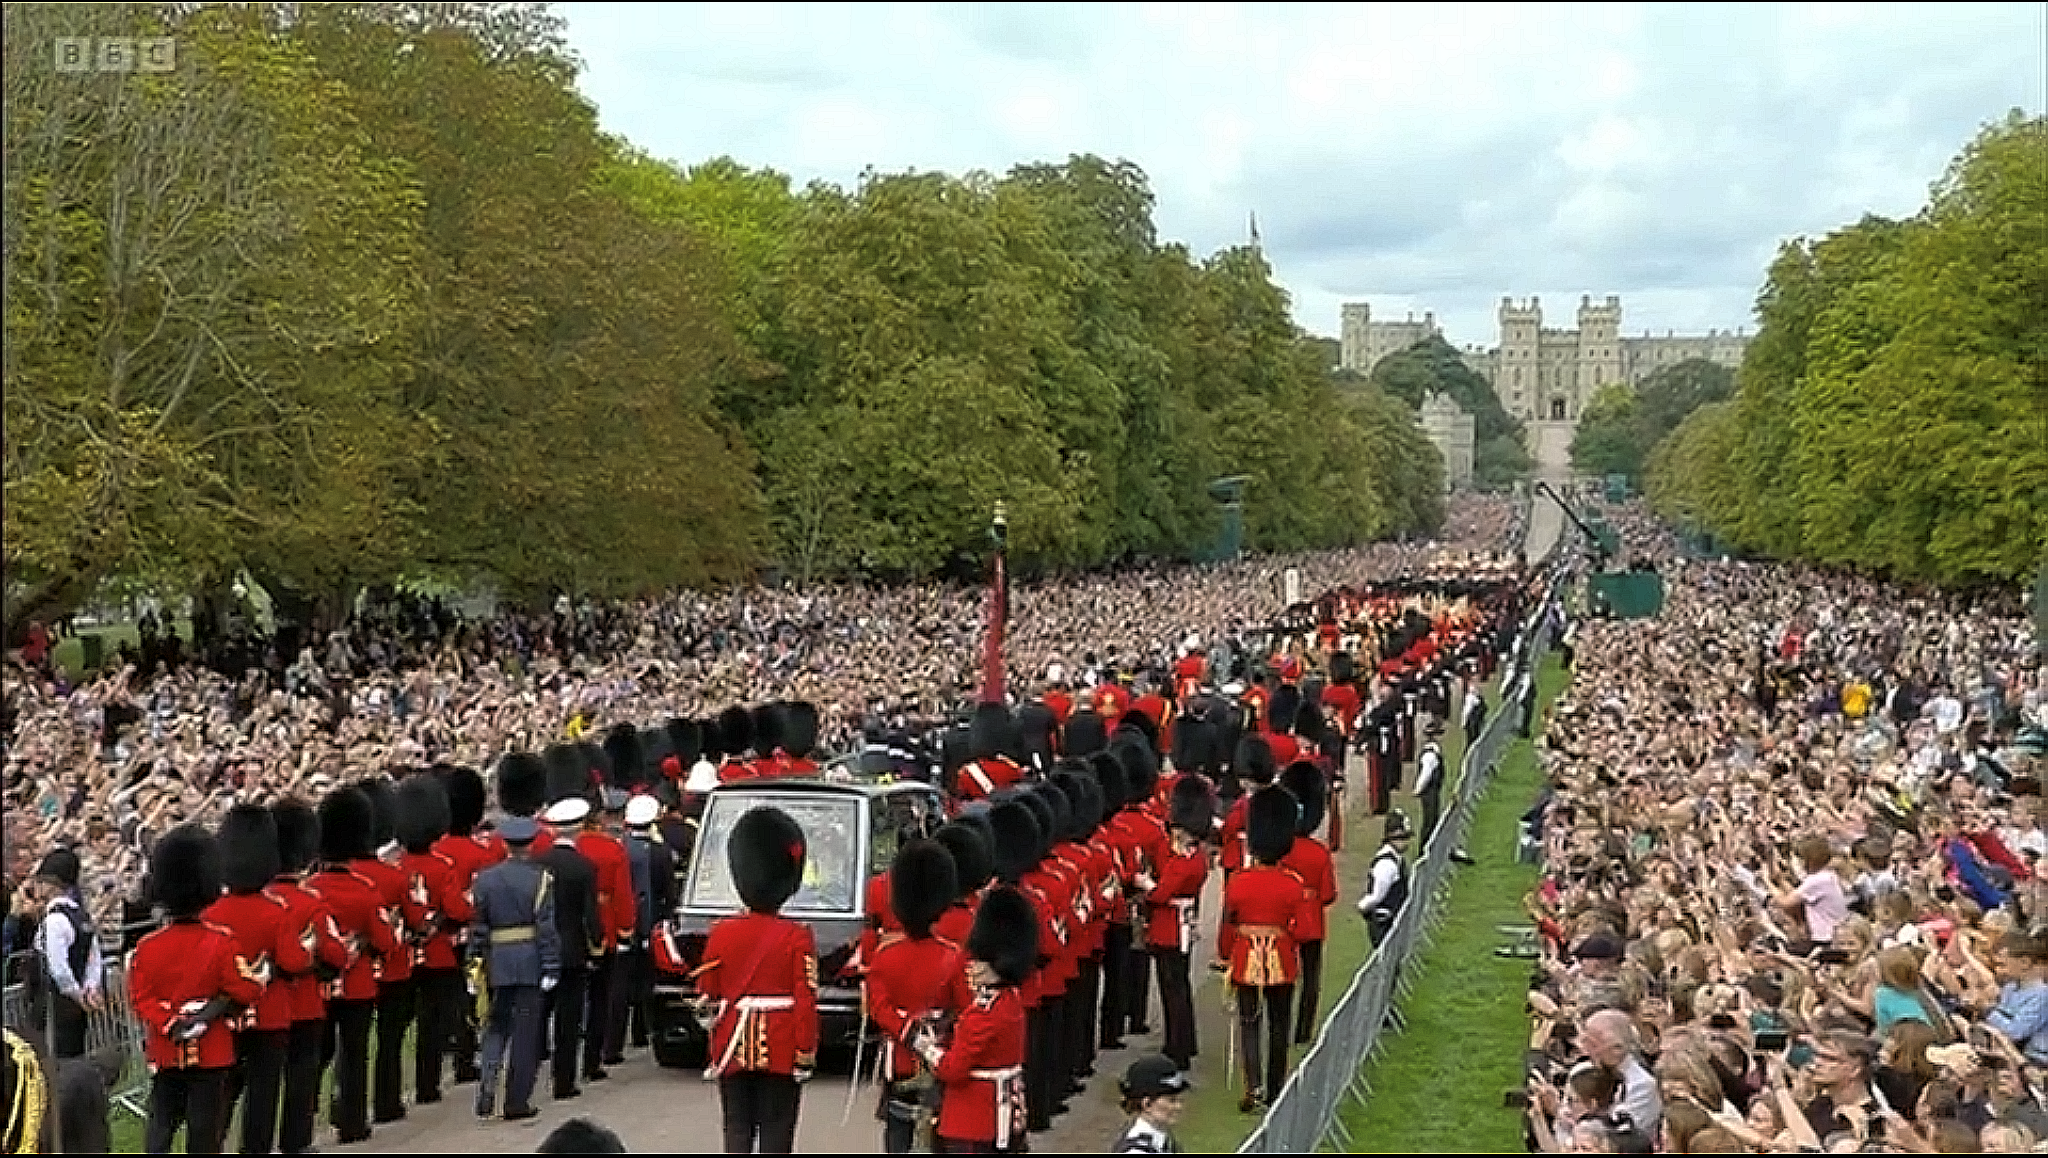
left=470, top=816, right=561, bottom=1122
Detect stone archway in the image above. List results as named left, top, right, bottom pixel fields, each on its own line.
left=1549, top=396, right=1568, bottom=421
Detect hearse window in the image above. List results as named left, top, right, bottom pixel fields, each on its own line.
left=868, top=789, right=943, bottom=876
left=688, top=795, right=861, bottom=914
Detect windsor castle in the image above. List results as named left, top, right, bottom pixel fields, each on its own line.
left=1340, top=295, right=1750, bottom=426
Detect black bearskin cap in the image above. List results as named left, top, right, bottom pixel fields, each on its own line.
left=497, top=751, right=549, bottom=819
left=782, top=702, right=820, bottom=760
left=1247, top=786, right=1298, bottom=865
left=1036, top=778, right=1078, bottom=845
left=718, top=705, right=755, bottom=757
left=667, top=717, right=703, bottom=767
left=1016, top=702, right=1058, bottom=774
left=729, top=806, right=806, bottom=914
left=273, top=799, right=320, bottom=876
left=753, top=703, right=786, bottom=755
left=941, top=725, right=973, bottom=776
left=319, top=786, right=376, bottom=863
left=576, top=741, right=611, bottom=791
left=1172, top=715, right=1218, bottom=776
left=1089, top=750, right=1130, bottom=814
left=970, top=703, right=1019, bottom=763
left=218, top=803, right=279, bottom=895
left=1235, top=734, right=1277, bottom=787
left=1267, top=685, right=1303, bottom=736
left=1113, top=734, right=1159, bottom=805
left=890, top=839, right=958, bottom=940
left=1169, top=774, right=1216, bottom=840
left=544, top=744, right=592, bottom=806
left=1017, top=789, right=1058, bottom=861
left=395, top=773, right=451, bottom=853
left=987, top=798, right=1040, bottom=885
left=1295, top=700, right=1327, bottom=747
left=1280, top=760, right=1326, bottom=837
left=603, top=724, right=644, bottom=791
left=1050, top=768, right=1095, bottom=841
left=698, top=716, right=726, bottom=763
left=1330, top=652, right=1357, bottom=685
left=358, top=776, right=397, bottom=850
left=1116, top=709, right=1160, bottom=756
left=967, top=885, right=1038, bottom=988
left=150, top=823, right=220, bottom=920
left=440, top=764, right=488, bottom=837
left=934, top=821, right=994, bottom=898
left=640, top=726, right=676, bottom=781
left=1063, top=709, right=1108, bottom=759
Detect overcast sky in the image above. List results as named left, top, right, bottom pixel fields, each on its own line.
left=559, top=2, right=2045, bottom=349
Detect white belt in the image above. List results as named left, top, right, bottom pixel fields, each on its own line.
left=1171, top=898, right=1199, bottom=955
left=972, top=1064, right=1026, bottom=1142
left=706, top=996, right=798, bottom=1079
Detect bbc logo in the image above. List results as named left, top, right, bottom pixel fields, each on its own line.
left=53, top=37, right=177, bottom=73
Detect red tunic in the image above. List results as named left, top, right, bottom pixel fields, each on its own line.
left=399, top=848, right=472, bottom=970
left=933, top=899, right=978, bottom=964
left=354, top=857, right=424, bottom=985
left=1042, top=688, right=1073, bottom=727
left=694, top=912, right=820, bottom=1076
left=1018, top=871, right=1069, bottom=1005
left=850, top=871, right=899, bottom=978
left=1280, top=835, right=1338, bottom=944
left=129, top=919, right=266, bottom=1070
left=953, top=757, right=1026, bottom=802
left=266, top=879, right=350, bottom=1023
left=305, top=865, right=399, bottom=1001
left=1093, top=683, right=1131, bottom=720
left=1220, top=796, right=1252, bottom=876
left=865, top=932, right=958, bottom=1080
left=1172, top=655, right=1206, bottom=702
left=1218, top=865, right=1303, bottom=987
left=1320, top=684, right=1361, bottom=738
left=932, top=985, right=1028, bottom=1147
left=433, top=830, right=507, bottom=893
left=200, top=890, right=314, bottom=1032
left=1144, top=842, right=1209, bottom=953
left=575, top=830, right=637, bottom=951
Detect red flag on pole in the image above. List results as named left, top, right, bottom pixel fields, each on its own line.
left=979, top=550, right=1007, bottom=705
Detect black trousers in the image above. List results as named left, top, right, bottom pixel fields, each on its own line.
left=278, top=1019, right=325, bottom=1156
left=1294, top=941, right=1324, bottom=1045
left=605, top=948, right=647, bottom=1061
left=413, top=965, right=461, bottom=1103
left=1099, top=924, right=1132, bottom=1048
left=323, top=996, right=375, bottom=1142
left=450, top=951, right=482, bottom=1082
left=146, top=1066, right=230, bottom=1155
left=879, top=1077, right=920, bottom=1154
left=1235, top=982, right=1295, bottom=1105
left=718, top=1070, right=801, bottom=1154
left=1122, top=929, right=1152, bottom=1035
left=225, top=1026, right=288, bottom=1155
left=583, top=951, right=615, bottom=1075
left=546, top=967, right=590, bottom=1096
left=1420, top=780, right=1445, bottom=848
left=1024, top=1001, right=1054, bottom=1130
left=47, top=992, right=89, bottom=1059
left=1151, top=946, right=1196, bottom=1070
left=1069, top=954, right=1101, bottom=1080
left=373, top=976, right=416, bottom=1122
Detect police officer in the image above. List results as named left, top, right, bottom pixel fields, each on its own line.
left=1355, top=810, right=1413, bottom=950
left=470, top=816, right=560, bottom=1122
left=27, top=848, right=101, bottom=1060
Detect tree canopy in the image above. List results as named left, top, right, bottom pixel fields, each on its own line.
left=1569, top=358, right=1735, bottom=481
left=1648, top=112, right=2047, bottom=587
left=1359, top=335, right=1532, bottom=489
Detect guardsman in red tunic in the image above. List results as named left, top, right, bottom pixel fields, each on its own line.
left=352, top=777, right=428, bottom=1127
left=573, top=790, right=636, bottom=1078
left=132, top=824, right=266, bottom=1155
left=1220, top=735, right=1277, bottom=878
left=1278, top=762, right=1338, bottom=1046
left=986, top=799, right=1058, bottom=1134
left=1041, top=671, right=1074, bottom=727
left=713, top=705, right=759, bottom=785
left=954, top=704, right=1028, bottom=804
left=431, top=764, right=500, bottom=1086
left=268, top=800, right=350, bottom=1158
left=1171, top=641, right=1206, bottom=704
left=1145, top=777, right=1214, bottom=1074
left=745, top=704, right=786, bottom=779
left=396, top=773, right=470, bottom=1107
left=1108, top=736, right=1165, bottom=1046
left=306, top=787, right=400, bottom=1145
left=1093, top=677, right=1132, bottom=723
left=692, top=806, right=819, bottom=1156
left=933, top=821, right=994, bottom=955
left=777, top=702, right=823, bottom=778
left=205, top=804, right=313, bottom=1157
left=1218, top=787, right=1305, bottom=1113
left=865, top=840, right=961, bottom=1154
left=912, top=886, right=1036, bottom=1155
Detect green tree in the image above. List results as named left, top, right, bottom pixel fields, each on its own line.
left=1368, top=335, right=1531, bottom=488
left=1568, top=383, right=1640, bottom=478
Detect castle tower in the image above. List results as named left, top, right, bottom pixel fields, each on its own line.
left=1340, top=302, right=1371, bottom=372
left=1496, top=296, right=1542, bottom=421
left=1575, top=294, right=1623, bottom=410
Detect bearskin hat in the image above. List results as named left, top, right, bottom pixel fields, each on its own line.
left=273, top=799, right=320, bottom=876
left=717, top=706, right=755, bottom=758
left=890, top=839, right=959, bottom=940
left=1115, top=709, right=1160, bottom=756
left=149, top=823, right=220, bottom=920
left=667, top=718, right=703, bottom=769
left=1248, top=786, right=1298, bottom=865
left=440, top=764, right=488, bottom=837
left=1172, top=715, right=1218, bottom=777
left=640, top=725, right=676, bottom=784
left=1016, top=702, right=1057, bottom=775
left=1034, top=778, right=1076, bottom=846
left=395, top=773, right=452, bottom=854
left=698, top=717, right=726, bottom=764
left=753, top=703, right=786, bottom=756
left=603, top=725, right=644, bottom=791
left=577, top=742, right=611, bottom=792
left=1267, top=685, right=1303, bottom=736
left=1330, top=652, right=1357, bottom=685
left=1235, top=733, right=1278, bottom=788
left=1295, top=700, right=1328, bottom=747
left=970, top=703, right=1019, bottom=763
left=782, top=702, right=820, bottom=761
left=967, top=885, right=1039, bottom=988
left=729, top=805, right=806, bottom=915
left=319, top=786, right=376, bottom=864
left=543, top=744, right=592, bottom=807
left=1063, top=708, right=1108, bottom=759
left=1112, top=734, right=1159, bottom=805
left=941, top=724, right=973, bottom=777
left=987, top=798, right=1040, bottom=885
left=497, top=751, right=549, bottom=819
left=1049, top=768, right=1095, bottom=841
left=1169, top=774, right=1216, bottom=840
left=357, top=775, right=398, bottom=851
left=1089, top=750, right=1131, bottom=814
left=1280, top=760, right=1327, bottom=837
left=934, top=821, right=994, bottom=898
left=218, top=803, right=279, bottom=895
left=1016, top=789, right=1057, bottom=862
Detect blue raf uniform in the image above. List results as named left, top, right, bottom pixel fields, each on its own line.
left=469, top=817, right=561, bottom=1120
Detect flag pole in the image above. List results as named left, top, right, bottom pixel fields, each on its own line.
left=979, top=502, right=1009, bottom=705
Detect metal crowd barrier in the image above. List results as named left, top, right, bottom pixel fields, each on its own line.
left=3, top=921, right=158, bottom=1119
left=1239, top=524, right=1571, bottom=1154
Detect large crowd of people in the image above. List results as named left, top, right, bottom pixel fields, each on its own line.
left=1519, top=510, right=2047, bottom=1154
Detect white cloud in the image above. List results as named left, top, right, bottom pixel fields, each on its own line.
left=559, top=0, right=2046, bottom=348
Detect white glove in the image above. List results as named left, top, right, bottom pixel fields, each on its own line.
left=540, top=975, right=557, bottom=993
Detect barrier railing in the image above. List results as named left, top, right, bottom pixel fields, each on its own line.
left=3, top=920, right=158, bottom=1119
left=1239, top=521, right=1573, bottom=1154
